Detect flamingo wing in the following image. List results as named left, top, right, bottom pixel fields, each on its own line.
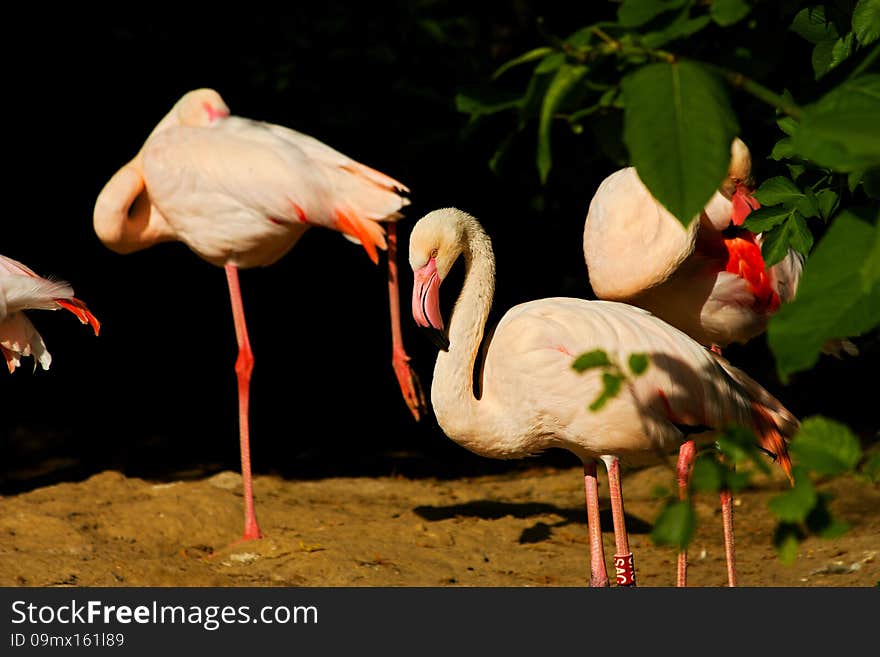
left=483, top=298, right=793, bottom=467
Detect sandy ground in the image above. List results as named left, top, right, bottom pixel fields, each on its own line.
left=1, top=461, right=877, bottom=587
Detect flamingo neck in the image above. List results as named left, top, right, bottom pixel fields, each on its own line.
left=93, top=157, right=175, bottom=254
left=432, top=220, right=496, bottom=439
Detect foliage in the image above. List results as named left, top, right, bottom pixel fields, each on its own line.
left=457, top=0, right=880, bottom=384
left=457, top=1, right=879, bottom=565
left=571, top=349, right=649, bottom=410
left=648, top=416, right=869, bottom=563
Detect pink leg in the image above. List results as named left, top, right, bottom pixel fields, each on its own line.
left=676, top=440, right=696, bottom=587
left=708, top=344, right=738, bottom=585
left=604, top=457, right=636, bottom=587
left=386, top=222, right=426, bottom=421
left=225, top=264, right=262, bottom=541
left=720, top=489, right=738, bottom=586
left=583, top=461, right=609, bottom=587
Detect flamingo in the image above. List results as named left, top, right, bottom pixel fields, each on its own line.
left=409, top=207, right=797, bottom=586
left=0, top=254, right=100, bottom=372
left=583, top=138, right=801, bottom=585
left=93, top=88, right=425, bottom=542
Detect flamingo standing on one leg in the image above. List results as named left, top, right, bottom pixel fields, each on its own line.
left=583, top=138, right=800, bottom=585
left=409, top=207, right=797, bottom=586
left=93, top=88, right=425, bottom=542
left=1, top=254, right=100, bottom=372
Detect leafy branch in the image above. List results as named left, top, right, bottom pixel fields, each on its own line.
left=571, top=349, right=649, bottom=411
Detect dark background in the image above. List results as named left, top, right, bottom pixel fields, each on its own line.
left=2, top=4, right=877, bottom=494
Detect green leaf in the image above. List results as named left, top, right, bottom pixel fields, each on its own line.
left=770, top=138, right=797, bottom=161
left=773, top=523, right=803, bottom=565
left=769, top=467, right=817, bottom=523
left=790, top=416, right=862, bottom=476
left=795, top=193, right=820, bottom=219
left=791, top=74, right=880, bottom=172
left=853, top=0, right=880, bottom=46
left=743, top=206, right=792, bottom=233
left=864, top=167, right=880, bottom=198
left=517, top=75, right=552, bottom=129
left=807, top=493, right=851, bottom=538
left=815, top=189, right=840, bottom=221
left=760, top=213, right=812, bottom=266
left=829, top=33, right=855, bottom=78
left=768, top=210, right=880, bottom=381
left=725, top=470, right=753, bottom=492
left=791, top=7, right=838, bottom=44
left=814, top=32, right=855, bottom=79
left=488, top=130, right=519, bottom=176
left=710, top=0, right=750, bottom=26
left=787, top=214, right=814, bottom=255
left=753, top=176, right=804, bottom=206
left=787, top=163, right=807, bottom=181
left=534, top=52, right=566, bottom=75
left=642, top=15, right=712, bottom=49
left=628, top=353, right=649, bottom=375
left=812, top=39, right=837, bottom=79
left=621, top=61, right=739, bottom=226
left=651, top=500, right=696, bottom=549
left=455, top=90, right=522, bottom=117
left=590, top=372, right=624, bottom=411
left=718, top=426, right=770, bottom=473
left=572, top=349, right=612, bottom=372
left=618, top=0, right=687, bottom=28
left=492, top=47, right=556, bottom=80
left=691, top=454, right=724, bottom=492
left=861, top=215, right=880, bottom=292
left=777, top=116, right=798, bottom=136
left=538, top=64, right=588, bottom=183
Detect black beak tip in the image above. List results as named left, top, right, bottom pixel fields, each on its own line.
left=421, top=327, right=450, bottom=351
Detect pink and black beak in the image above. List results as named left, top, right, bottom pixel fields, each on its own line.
left=412, top=257, right=449, bottom=351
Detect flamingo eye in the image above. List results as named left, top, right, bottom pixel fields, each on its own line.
left=430, top=248, right=438, bottom=259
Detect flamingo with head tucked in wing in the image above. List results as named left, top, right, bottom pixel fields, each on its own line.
left=409, top=207, right=796, bottom=587
left=1, top=254, right=100, bottom=372
left=583, top=138, right=801, bottom=585
left=93, top=88, right=425, bottom=542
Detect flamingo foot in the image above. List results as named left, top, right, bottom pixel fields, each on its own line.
left=392, top=346, right=426, bottom=421
left=241, top=518, right=263, bottom=542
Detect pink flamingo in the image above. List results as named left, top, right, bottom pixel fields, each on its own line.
left=583, top=138, right=800, bottom=585
left=93, top=88, right=425, bottom=542
left=1, top=254, right=100, bottom=372
left=409, top=207, right=797, bottom=586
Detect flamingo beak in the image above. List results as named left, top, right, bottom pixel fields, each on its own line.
left=412, top=258, right=449, bottom=351
left=731, top=183, right=760, bottom=226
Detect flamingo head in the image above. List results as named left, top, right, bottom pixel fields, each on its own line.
left=723, top=137, right=754, bottom=197
left=174, top=88, right=231, bottom=126
left=409, top=209, right=470, bottom=351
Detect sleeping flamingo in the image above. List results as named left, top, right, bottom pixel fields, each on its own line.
left=583, top=138, right=800, bottom=585
left=93, top=88, right=425, bottom=542
left=410, top=207, right=796, bottom=586
left=1, top=254, right=100, bottom=372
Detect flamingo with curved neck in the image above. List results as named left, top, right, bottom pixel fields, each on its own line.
left=411, top=207, right=797, bottom=586
left=584, top=138, right=803, bottom=586
left=94, top=88, right=425, bottom=543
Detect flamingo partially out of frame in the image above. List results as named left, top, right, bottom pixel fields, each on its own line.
left=410, top=207, right=796, bottom=586
left=583, top=138, right=800, bottom=585
left=94, top=88, right=425, bottom=542
left=1, top=254, right=100, bottom=372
